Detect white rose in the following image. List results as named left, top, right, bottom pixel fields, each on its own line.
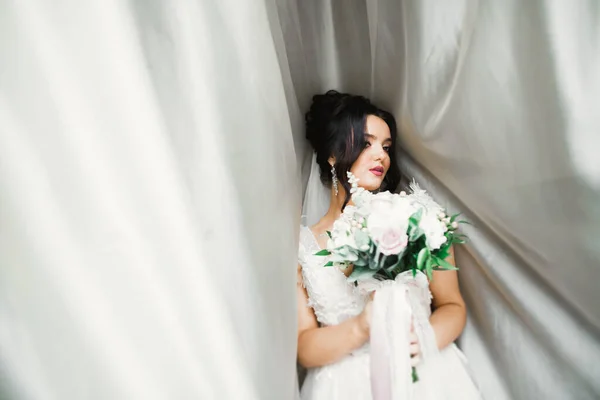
left=334, top=233, right=357, bottom=250
left=331, top=217, right=359, bottom=249
left=370, top=194, right=394, bottom=215
left=419, top=212, right=447, bottom=250
left=367, top=203, right=410, bottom=256
left=392, top=196, right=418, bottom=220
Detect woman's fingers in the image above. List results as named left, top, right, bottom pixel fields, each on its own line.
left=410, top=355, right=421, bottom=367
left=409, top=332, right=419, bottom=344
left=409, top=343, right=420, bottom=357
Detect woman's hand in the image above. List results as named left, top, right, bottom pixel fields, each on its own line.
left=356, top=291, right=375, bottom=335
left=409, top=321, right=421, bottom=367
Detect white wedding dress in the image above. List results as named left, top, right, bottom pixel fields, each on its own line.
left=298, top=225, right=482, bottom=400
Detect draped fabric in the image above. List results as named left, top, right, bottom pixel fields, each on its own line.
left=1, top=1, right=598, bottom=399
left=0, top=1, right=299, bottom=399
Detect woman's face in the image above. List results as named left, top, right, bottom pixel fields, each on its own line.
left=349, top=115, right=392, bottom=191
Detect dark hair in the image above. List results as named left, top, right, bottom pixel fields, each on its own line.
left=305, top=90, right=401, bottom=209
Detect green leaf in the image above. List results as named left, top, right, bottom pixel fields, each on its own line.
left=416, top=247, right=429, bottom=271
left=408, top=211, right=422, bottom=234
left=315, top=249, right=331, bottom=256
left=449, top=213, right=461, bottom=223
left=324, top=261, right=334, bottom=267
left=408, top=209, right=425, bottom=241
left=425, top=257, right=434, bottom=280
left=412, top=366, right=419, bottom=383
left=436, top=245, right=450, bottom=260
left=432, top=255, right=458, bottom=271
left=409, top=228, right=424, bottom=242
left=326, top=231, right=332, bottom=239
left=409, top=208, right=423, bottom=226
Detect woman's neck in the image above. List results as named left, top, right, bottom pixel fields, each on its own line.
left=313, top=187, right=350, bottom=233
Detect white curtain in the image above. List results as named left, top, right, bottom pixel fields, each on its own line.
left=0, top=1, right=299, bottom=399
left=1, top=1, right=598, bottom=399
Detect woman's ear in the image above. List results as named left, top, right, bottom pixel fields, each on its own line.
left=328, top=156, right=336, bottom=167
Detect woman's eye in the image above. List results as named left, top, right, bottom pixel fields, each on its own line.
left=364, top=142, right=372, bottom=148
left=383, top=146, right=391, bottom=153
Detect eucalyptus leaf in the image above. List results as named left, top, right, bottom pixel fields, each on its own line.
left=379, top=255, right=388, bottom=270
left=354, top=229, right=370, bottom=248
left=337, top=246, right=359, bottom=262
left=315, top=249, right=331, bottom=256
left=324, top=261, right=334, bottom=267
left=347, top=268, right=377, bottom=283
left=353, top=257, right=368, bottom=267
left=368, top=254, right=376, bottom=270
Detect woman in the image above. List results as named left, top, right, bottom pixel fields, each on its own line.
left=296, top=90, right=480, bottom=399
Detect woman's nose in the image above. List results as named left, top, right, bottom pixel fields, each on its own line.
left=373, top=144, right=385, bottom=160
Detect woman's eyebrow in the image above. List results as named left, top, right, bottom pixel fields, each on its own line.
left=364, top=133, right=392, bottom=144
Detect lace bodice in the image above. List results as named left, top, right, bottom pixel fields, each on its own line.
left=298, top=226, right=368, bottom=326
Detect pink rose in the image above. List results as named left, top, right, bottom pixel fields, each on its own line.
left=373, top=226, right=408, bottom=255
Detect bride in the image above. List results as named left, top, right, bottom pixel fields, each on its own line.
left=296, top=90, right=481, bottom=399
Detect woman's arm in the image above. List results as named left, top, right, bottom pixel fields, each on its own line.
left=428, top=247, right=467, bottom=350
left=296, top=265, right=371, bottom=368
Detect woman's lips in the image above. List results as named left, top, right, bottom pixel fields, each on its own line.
left=370, top=167, right=384, bottom=176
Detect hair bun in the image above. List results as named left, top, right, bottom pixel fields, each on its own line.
left=303, top=89, right=400, bottom=206
left=305, top=90, right=349, bottom=153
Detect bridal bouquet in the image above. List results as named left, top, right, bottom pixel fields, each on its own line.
left=316, top=172, right=467, bottom=282
left=315, top=172, right=469, bottom=392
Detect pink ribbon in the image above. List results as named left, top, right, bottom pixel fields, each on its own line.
left=369, top=282, right=414, bottom=400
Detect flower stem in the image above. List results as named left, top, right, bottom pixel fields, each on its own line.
left=412, top=367, right=419, bottom=383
